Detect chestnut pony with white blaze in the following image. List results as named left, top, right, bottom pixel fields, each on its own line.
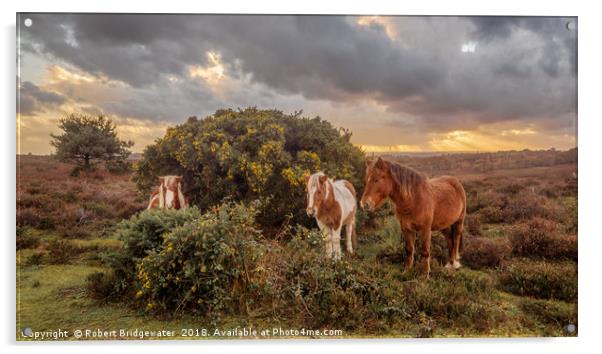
left=360, top=157, right=466, bottom=276
left=305, top=172, right=357, bottom=259
left=147, top=175, right=188, bottom=210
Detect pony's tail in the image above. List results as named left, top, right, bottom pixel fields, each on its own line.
left=459, top=204, right=467, bottom=253
left=459, top=223, right=464, bottom=252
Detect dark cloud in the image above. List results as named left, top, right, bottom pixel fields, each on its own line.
left=20, top=14, right=577, bottom=134
left=18, top=81, right=66, bottom=115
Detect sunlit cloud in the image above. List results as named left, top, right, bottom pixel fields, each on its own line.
left=45, top=65, right=97, bottom=84
left=358, top=144, right=422, bottom=153
left=189, top=51, right=226, bottom=87
left=500, top=127, right=537, bottom=136
left=356, top=16, right=397, bottom=40
left=428, top=122, right=575, bottom=152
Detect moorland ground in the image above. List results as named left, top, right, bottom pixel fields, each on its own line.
left=16, top=149, right=577, bottom=339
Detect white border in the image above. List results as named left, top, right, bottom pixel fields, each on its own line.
left=3, top=1, right=600, bottom=353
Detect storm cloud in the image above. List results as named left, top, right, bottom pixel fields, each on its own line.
left=18, top=14, right=577, bottom=151
left=19, top=80, right=66, bottom=115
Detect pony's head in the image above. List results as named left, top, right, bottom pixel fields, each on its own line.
left=360, top=157, right=394, bottom=211
left=158, top=175, right=186, bottom=209
left=304, top=172, right=329, bottom=217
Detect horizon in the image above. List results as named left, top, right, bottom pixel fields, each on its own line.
left=16, top=146, right=578, bottom=158
left=17, top=14, right=577, bottom=155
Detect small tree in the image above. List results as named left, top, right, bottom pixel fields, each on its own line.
left=50, top=113, right=134, bottom=173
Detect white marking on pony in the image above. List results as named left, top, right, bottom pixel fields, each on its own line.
left=152, top=175, right=188, bottom=210
left=177, top=182, right=187, bottom=209
left=165, top=189, right=175, bottom=208
left=159, top=184, right=165, bottom=208
left=307, top=172, right=325, bottom=214
left=306, top=172, right=357, bottom=259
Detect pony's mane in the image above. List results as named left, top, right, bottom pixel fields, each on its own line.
left=387, top=161, right=426, bottom=199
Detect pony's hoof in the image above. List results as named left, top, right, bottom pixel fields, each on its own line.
left=452, top=261, right=462, bottom=269
left=444, top=262, right=453, bottom=269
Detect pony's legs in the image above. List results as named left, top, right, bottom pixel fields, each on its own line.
left=345, top=222, right=354, bottom=254
left=332, top=227, right=342, bottom=260
left=402, top=229, right=416, bottom=271
left=442, top=227, right=454, bottom=268
left=452, top=218, right=464, bottom=269
left=419, top=227, right=432, bottom=277
left=324, top=230, right=334, bottom=258
left=317, top=220, right=333, bottom=259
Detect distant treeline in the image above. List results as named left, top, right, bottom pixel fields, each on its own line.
left=385, top=148, right=577, bottom=174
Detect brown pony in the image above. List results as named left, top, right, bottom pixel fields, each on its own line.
left=360, top=157, right=466, bottom=276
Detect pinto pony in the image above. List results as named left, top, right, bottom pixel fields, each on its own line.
left=147, top=175, right=188, bottom=210
left=360, top=157, right=466, bottom=276
left=305, top=172, right=357, bottom=259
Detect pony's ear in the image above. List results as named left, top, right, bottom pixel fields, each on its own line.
left=319, top=174, right=328, bottom=184
left=375, top=156, right=386, bottom=168
left=159, top=176, right=165, bottom=183
left=175, top=176, right=183, bottom=183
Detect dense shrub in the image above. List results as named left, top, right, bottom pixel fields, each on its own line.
left=499, top=259, right=577, bottom=302
left=46, top=239, right=83, bottom=264
left=135, top=201, right=267, bottom=316
left=467, top=190, right=503, bottom=214
left=100, top=207, right=202, bottom=297
left=510, top=218, right=577, bottom=261
left=94, top=199, right=518, bottom=335
left=464, top=213, right=483, bottom=236
left=462, top=236, right=511, bottom=269
left=496, top=183, right=524, bottom=195
left=17, top=208, right=55, bottom=229
left=501, top=193, right=553, bottom=222
left=478, top=205, right=505, bottom=224
left=272, top=227, right=390, bottom=329
left=132, top=108, right=366, bottom=230
left=86, top=272, right=119, bottom=301
left=106, top=160, right=132, bottom=174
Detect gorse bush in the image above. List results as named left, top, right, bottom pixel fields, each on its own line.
left=132, top=108, right=366, bottom=230
left=102, top=207, right=202, bottom=297
left=135, top=201, right=267, bottom=316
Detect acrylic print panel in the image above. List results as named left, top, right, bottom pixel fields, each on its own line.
left=16, top=13, right=577, bottom=340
